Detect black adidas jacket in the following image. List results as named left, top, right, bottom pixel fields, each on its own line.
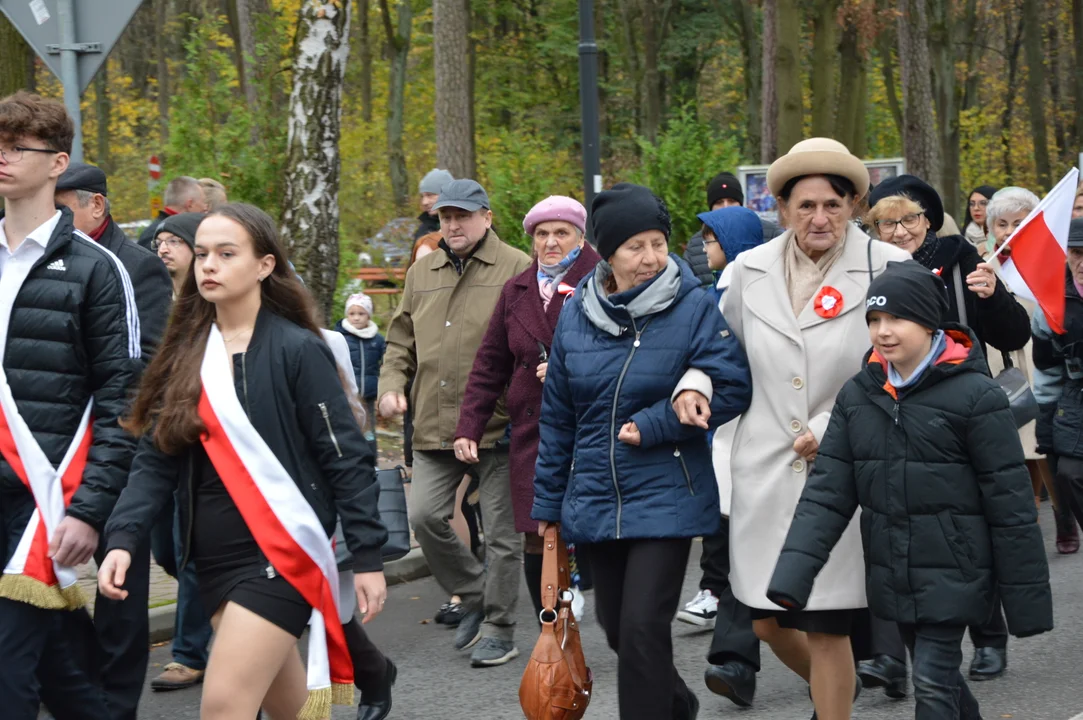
left=0, top=207, right=142, bottom=543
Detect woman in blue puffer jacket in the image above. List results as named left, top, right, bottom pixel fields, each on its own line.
left=533, top=183, right=753, bottom=720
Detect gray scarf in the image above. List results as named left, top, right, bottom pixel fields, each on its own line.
left=581, top=257, right=683, bottom=336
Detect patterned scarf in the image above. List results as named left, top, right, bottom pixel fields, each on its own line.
left=783, top=231, right=847, bottom=317
left=537, top=244, right=583, bottom=310
left=910, top=230, right=942, bottom=269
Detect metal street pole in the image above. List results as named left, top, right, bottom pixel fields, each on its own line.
left=577, top=0, right=601, bottom=244
left=56, top=0, right=83, bottom=162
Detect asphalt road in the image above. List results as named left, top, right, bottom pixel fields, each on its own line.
left=137, top=503, right=1083, bottom=719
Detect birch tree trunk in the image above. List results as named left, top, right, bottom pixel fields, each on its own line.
left=761, top=0, right=778, bottom=162
left=280, top=0, right=351, bottom=320
left=897, top=0, right=942, bottom=190
left=434, top=0, right=474, bottom=178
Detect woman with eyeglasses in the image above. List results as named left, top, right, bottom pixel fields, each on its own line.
left=867, top=175, right=1030, bottom=361
left=963, top=185, right=997, bottom=248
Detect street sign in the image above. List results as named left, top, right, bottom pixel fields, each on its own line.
left=148, top=155, right=162, bottom=181
left=0, top=0, right=144, bottom=94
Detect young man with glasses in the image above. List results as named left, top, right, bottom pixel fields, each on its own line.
left=0, top=91, right=141, bottom=718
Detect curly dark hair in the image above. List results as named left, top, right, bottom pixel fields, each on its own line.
left=0, top=91, right=74, bottom=153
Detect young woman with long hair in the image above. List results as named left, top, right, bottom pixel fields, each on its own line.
left=98, top=204, right=388, bottom=720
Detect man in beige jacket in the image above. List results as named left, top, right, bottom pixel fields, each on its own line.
left=378, top=179, right=531, bottom=667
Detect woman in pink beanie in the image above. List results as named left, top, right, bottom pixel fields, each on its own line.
left=454, top=194, right=600, bottom=617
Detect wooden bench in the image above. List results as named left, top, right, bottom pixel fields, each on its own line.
left=356, top=267, right=407, bottom=284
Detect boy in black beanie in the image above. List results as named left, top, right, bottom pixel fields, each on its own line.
left=766, top=260, right=1052, bottom=720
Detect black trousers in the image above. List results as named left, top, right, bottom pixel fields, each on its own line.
left=700, top=516, right=760, bottom=670
left=343, top=615, right=390, bottom=695
left=871, top=597, right=1008, bottom=662
left=1055, top=456, right=1083, bottom=530
left=41, top=539, right=152, bottom=720
left=0, top=597, right=108, bottom=720
left=587, top=537, right=696, bottom=720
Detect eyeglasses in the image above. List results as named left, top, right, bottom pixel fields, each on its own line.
left=0, top=145, right=61, bottom=164
left=875, top=212, right=925, bottom=234
left=968, top=199, right=989, bottom=208
left=154, top=236, right=186, bottom=251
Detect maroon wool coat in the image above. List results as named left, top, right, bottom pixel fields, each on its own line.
left=455, top=244, right=602, bottom=532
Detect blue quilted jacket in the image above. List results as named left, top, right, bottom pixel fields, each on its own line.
left=532, top=255, right=752, bottom=543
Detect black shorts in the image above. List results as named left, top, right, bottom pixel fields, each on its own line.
left=199, top=570, right=312, bottom=639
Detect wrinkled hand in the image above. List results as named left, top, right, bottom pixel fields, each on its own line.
left=672, top=390, right=711, bottom=429
left=355, top=571, right=388, bottom=624
left=378, top=392, right=408, bottom=418
left=793, top=431, right=819, bottom=462
left=453, top=437, right=480, bottom=464
left=97, top=549, right=132, bottom=601
left=618, top=421, right=641, bottom=446
left=966, top=263, right=997, bottom=299
left=536, top=362, right=548, bottom=383
left=537, top=520, right=558, bottom=537
left=49, top=516, right=99, bottom=567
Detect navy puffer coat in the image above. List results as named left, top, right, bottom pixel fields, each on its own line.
left=532, top=255, right=752, bottom=543
left=334, top=320, right=385, bottom=400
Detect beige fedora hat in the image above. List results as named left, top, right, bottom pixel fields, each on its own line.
left=766, top=137, right=870, bottom=199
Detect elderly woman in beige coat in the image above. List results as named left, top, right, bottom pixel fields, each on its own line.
left=720, top=139, right=909, bottom=720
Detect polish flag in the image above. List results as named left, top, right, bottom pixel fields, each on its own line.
left=992, top=168, right=1079, bottom=333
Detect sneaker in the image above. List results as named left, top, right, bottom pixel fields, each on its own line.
left=150, top=662, right=205, bottom=691
left=570, top=587, right=586, bottom=620
left=677, top=589, right=718, bottom=627
left=454, top=609, right=485, bottom=650
left=434, top=601, right=465, bottom=626
left=470, top=637, right=520, bottom=667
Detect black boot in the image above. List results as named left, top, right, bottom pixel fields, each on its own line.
left=969, top=647, right=1007, bottom=681
left=704, top=661, right=756, bottom=707
left=857, top=654, right=907, bottom=699
left=357, top=659, right=396, bottom=720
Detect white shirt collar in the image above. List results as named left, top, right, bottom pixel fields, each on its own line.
left=0, top=210, right=62, bottom=253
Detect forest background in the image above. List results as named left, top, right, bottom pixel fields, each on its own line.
left=1, top=0, right=1081, bottom=310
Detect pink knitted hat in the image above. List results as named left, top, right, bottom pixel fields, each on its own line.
left=346, top=293, right=373, bottom=316
left=523, top=195, right=587, bottom=236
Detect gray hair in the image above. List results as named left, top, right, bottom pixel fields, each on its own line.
left=986, top=187, right=1040, bottom=224
left=163, top=176, right=202, bottom=208
left=73, top=188, right=110, bottom=216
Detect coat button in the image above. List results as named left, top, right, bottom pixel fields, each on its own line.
left=792, top=377, right=804, bottom=390
left=527, top=408, right=534, bottom=416
left=790, top=420, right=802, bottom=433
left=440, top=380, right=447, bottom=387
left=792, top=459, right=805, bottom=473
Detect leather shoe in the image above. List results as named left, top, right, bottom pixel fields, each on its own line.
left=857, top=654, right=907, bottom=699
left=357, top=659, right=397, bottom=720
left=969, top=647, right=1006, bottom=681
left=704, top=661, right=755, bottom=707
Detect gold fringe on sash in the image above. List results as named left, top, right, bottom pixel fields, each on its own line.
left=295, top=682, right=356, bottom=720
left=332, top=682, right=355, bottom=705
left=0, top=574, right=85, bottom=610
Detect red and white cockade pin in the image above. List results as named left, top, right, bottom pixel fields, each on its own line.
left=557, top=282, right=576, bottom=296
left=813, top=286, right=843, bottom=319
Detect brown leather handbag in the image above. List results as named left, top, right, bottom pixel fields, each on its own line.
left=519, top=526, right=593, bottom=720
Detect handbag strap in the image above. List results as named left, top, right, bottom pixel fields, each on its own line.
left=540, top=526, right=571, bottom=616
left=952, top=264, right=968, bottom=327
left=866, top=239, right=874, bottom=284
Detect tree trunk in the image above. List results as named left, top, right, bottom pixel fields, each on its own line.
left=380, top=0, right=411, bottom=209
left=1074, top=0, right=1083, bottom=149
left=230, top=0, right=261, bottom=112
left=835, top=22, right=866, bottom=156
left=0, top=14, right=32, bottom=97
left=358, top=0, right=373, bottom=123
left=433, top=0, right=474, bottom=177
left=928, top=0, right=958, bottom=215
left=809, top=0, right=840, bottom=137
left=156, top=0, right=171, bottom=147
left=1001, top=13, right=1025, bottom=182
left=1023, top=0, right=1051, bottom=189
left=734, top=0, right=763, bottom=161
left=876, top=28, right=903, bottom=136
left=761, top=0, right=778, bottom=162
left=776, top=0, right=803, bottom=153
left=280, top=0, right=351, bottom=320
left=640, top=0, right=663, bottom=142
left=1046, top=18, right=1066, bottom=162
left=896, top=0, right=941, bottom=189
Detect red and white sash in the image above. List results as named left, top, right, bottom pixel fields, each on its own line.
left=198, top=324, right=353, bottom=717
left=0, top=362, right=93, bottom=609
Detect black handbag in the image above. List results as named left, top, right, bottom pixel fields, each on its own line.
left=334, top=465, right=411, bottom=569
left=377, top=465, right=411, bottom=562
left=952, top=265, right=1039, bottom=429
